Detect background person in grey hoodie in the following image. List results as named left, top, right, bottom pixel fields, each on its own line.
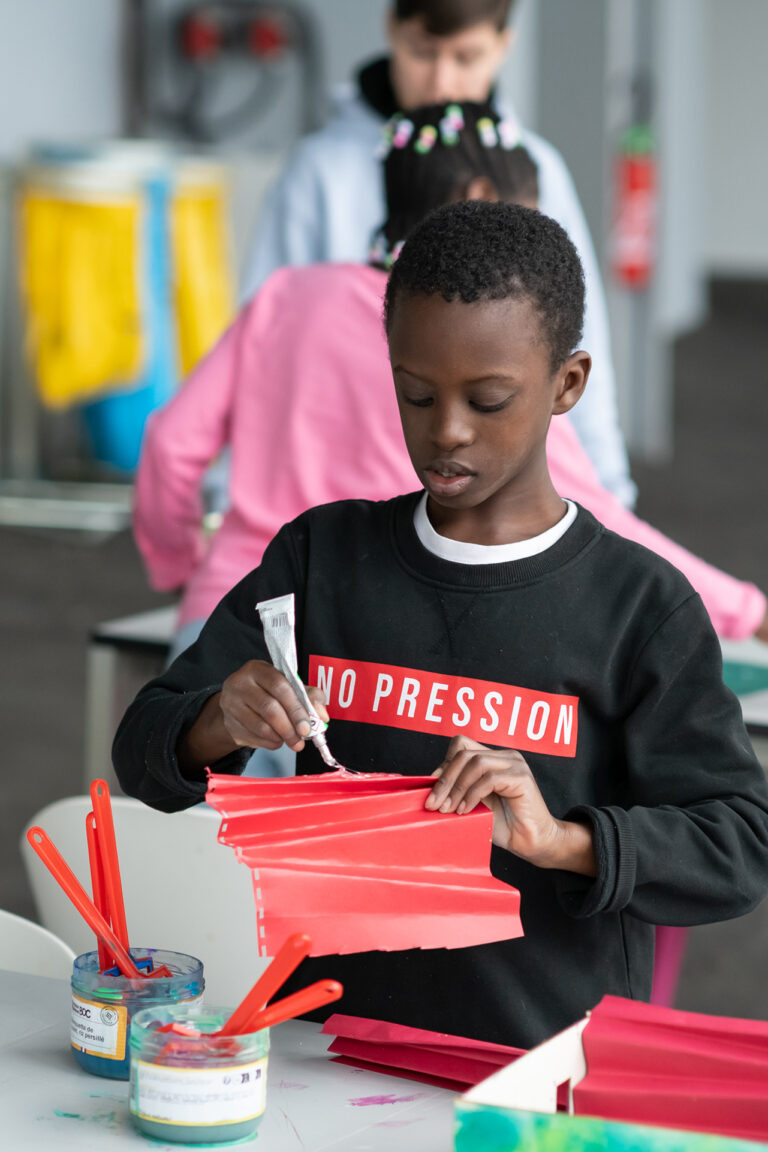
left=243, top=0, right=636, bottom=509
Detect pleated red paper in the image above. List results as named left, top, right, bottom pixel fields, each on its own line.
left=573, top=995, right=768, bottom=1143
left=322, top=1013, right=524, bottom=1091
left=206, top=769, right=522, bottom=958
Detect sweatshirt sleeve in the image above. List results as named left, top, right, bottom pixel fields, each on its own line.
left=555, top=594, right=768, bottom=925
left=112, top=520, right=305, bottom=812
left=132, top=309, right=248, bottom=592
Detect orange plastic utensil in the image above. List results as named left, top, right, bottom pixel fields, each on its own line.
left=26, top=826, right=172, bottom=980
left=233, top=978, right=343, bottom=1035
left=85, top=811, right=112, bottom=971
left=90, top=779, right=130, bottom=952
left=217, top=932, right=312, bottom=1038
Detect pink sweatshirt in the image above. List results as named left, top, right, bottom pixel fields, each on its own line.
left=134, top=263, right=765, bottom=639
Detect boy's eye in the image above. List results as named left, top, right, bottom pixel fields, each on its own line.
left=403, top=395, right=433, bottom=408
left=470, top=397, right=512, bottom=413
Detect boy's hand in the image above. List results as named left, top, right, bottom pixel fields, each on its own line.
left=178, top=661, right=329, bottom=777
left=219, top=660, right=329, bottom=751
left=425, top=735, right=596, bottom=876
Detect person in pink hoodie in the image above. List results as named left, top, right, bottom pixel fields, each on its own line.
left=135, top=101, right=767, bottom=666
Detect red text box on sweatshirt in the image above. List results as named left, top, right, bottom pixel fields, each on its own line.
left=308, top=655, right=578, bottom=757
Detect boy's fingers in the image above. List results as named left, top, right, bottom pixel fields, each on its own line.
left=307, top=686, right=330, bottom=724
left=222, top=700, right=287, bottom=751
left=248, top=665, right=314, bottom=742
left=424, top=750, right=476, bottom=809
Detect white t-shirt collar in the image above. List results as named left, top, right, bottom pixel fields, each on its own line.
left=413, top=492, right=577, bottom=565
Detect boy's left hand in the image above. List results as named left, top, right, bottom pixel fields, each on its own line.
left=425, top=735, right=596, bottom=876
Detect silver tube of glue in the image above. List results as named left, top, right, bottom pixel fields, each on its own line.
left=256, top=593, right=343, bottom=769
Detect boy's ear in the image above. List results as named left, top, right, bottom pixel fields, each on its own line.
left=552, top=350, right=591, bottom=415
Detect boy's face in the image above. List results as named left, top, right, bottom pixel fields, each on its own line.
left=388, top=292, right=587, bottom=534
left=388, top=15, right=511, bottom=109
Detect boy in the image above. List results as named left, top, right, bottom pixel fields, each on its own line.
left=244, top=0, right=635, bottom=508
left=114, top=203, right=768, bottom=1049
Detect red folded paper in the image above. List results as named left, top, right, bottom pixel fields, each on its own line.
left=206, top=769, right=522, bottom=957
left=322, top=1013, right=525, bottom=1092
left=573, top=995, right=768, bottom=1143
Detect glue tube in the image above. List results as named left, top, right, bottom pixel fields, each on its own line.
left=256, top=593, right=340, bottom=768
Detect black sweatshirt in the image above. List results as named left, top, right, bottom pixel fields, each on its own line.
left=113, top=495, right=768, bottom=1048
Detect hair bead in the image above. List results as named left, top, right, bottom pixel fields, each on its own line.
left=477, top=117, right=499, bottom=148
left=414, top=124, right=438, bottom=154
left=498, top=116, right=522, bottom=150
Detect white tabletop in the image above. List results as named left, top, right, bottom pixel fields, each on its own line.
left=1, top=969, right=456, bottom=1150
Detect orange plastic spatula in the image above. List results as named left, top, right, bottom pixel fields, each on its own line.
left=217, top=932, right=312, bottom=1037
left=26, top=826, right=171, bottom=979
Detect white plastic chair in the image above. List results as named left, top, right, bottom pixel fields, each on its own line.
left=20, top=796, right=266, bottom=1004
left=0, top=907, right=76, bottom=979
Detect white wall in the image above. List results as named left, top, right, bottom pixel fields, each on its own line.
left=0, top=0, right=121, bottom=159
left=700, top=0, right=768, bottom=276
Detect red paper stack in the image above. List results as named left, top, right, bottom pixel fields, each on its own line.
left=322, top=1013, right=525, bottom=1091
left=206, top=769, right=522, bottom=958
left=573, top=995, right=768, bottom=1143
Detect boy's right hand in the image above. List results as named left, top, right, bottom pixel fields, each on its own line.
left=219, top=660, right=329, bottom=751
left=177, top=661, right=329, bottom=777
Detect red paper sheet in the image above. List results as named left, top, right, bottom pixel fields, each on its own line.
left=322, top=1013, right=524, bottom=1090
left=573, top=995, right=768, bottom=1143
left=206, top=770, right=522, bottom=957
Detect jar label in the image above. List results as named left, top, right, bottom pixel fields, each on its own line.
left=134, top=1057, right=268, bottom=1125
left=71, top=993, right=127, bottom=1060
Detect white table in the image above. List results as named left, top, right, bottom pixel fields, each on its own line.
left=1, top=969, right=456, bottom=1150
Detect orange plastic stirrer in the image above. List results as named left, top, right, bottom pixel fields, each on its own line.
left=26, top=827, right=172, bottom=979
left=85, top=811, right=112, bottom=971
left=217, top=932, right=312, bottom=1038
left=90, top=779, right=130, bottom=952
left=231, top=978, right=343, bottom=1036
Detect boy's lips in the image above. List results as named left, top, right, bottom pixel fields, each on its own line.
left=423, top=461, right=476, bottom=497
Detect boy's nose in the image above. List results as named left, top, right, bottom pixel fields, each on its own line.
left=424, top=57, right=459, bottom=104
left=430, top=406, right=473, bottom=451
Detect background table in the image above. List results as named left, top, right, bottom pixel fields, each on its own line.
left=721, top=637, right=768, bottom=766
left=1, top=969, right=456, bottom=1150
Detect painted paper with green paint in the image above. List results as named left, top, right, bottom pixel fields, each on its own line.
left=453, top=1103, right=768, bottom=1152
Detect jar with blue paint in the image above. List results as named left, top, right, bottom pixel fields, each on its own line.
left=70, top=948, right=204, bottom=1080
left=129, top=1004, right=270, bottom=1145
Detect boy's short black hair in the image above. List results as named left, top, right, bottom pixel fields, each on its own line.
left=394, top=0, right=515, bottom=35
left=384, top=201, right=585, bottom=370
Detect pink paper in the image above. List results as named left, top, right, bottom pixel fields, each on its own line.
left=322, top=1013, right=524, bottom=1090
left=573, top=995, right=768, bottom=1143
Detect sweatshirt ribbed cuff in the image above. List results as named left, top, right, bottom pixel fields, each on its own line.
left=553, top=805, right=637, bottom=919
left=142, top=686, right=250, bottom=811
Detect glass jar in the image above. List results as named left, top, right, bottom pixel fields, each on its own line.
left=70, top=948, right=204, bottom=1080
left=129, top=1004, right=270, bottom=1145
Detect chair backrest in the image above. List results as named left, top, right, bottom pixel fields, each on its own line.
left=20, top=796, right=266, bottom=1005
left=0, top=907, right=76, bottom=979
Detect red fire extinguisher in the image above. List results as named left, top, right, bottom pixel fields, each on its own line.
left=611, top=123, right=657, bottom=290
